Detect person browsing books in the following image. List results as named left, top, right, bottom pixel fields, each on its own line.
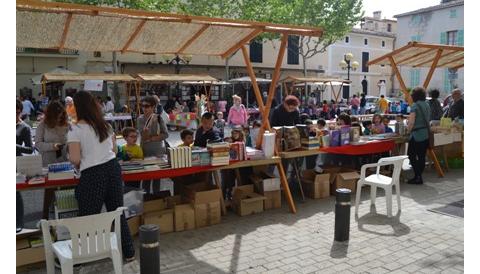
left=194, top=112, right=222, bottom=147
left=119, top=127, right=143, bottom=161
left=269, top=95, right=300, bottom=127
left=179, top=129, right=194, bottom=147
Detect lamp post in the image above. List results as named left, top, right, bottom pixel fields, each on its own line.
left=339, top=53, right=359, bottom=100
left=162, top=54, right=192, bottom=94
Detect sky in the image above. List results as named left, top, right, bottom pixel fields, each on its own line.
left=361, top=0, right=442, bottom=20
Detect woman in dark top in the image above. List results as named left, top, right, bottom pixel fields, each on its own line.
left=407, top=87, right=431, bottom=184
left=269, top=95, right=300, bottom=127
left=428, top=89, right=443, bottom=121
left=17, top=99, right=34, bottom=232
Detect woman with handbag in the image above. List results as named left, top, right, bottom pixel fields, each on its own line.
left=407, top=87, right=431, bottom=185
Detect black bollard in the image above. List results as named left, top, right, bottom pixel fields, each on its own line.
left=139, top=224, right=160, bottom=274
left=334, top=188, right=351, bottom=242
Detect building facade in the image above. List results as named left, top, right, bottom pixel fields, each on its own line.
left=393, top=0, right=464, bottom=97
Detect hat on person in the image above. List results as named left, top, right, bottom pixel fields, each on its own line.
left=65, top=96, right=73, bottom=103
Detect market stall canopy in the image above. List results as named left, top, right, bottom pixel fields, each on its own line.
left=229, top=76, right=272, bottom=83
left=183, top=80, right=231, bottom=85
left=31, top=67, right=77, bottom=85
left=41, top=73, right=136, bottom=82
left=280, top=76, right=351, bottom=85
left=16, top=0, right=323, bottom=59
left=368, top=41, right=464, bottom=69
left=135, top=74, right=218, bottom=83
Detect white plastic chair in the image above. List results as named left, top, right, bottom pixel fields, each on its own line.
left=355, top=156, right=408, bottom=218
left=40, top=207, right=126, bottom=274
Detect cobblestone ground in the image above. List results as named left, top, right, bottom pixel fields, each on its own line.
left=18, top=168, right=464, bottom=274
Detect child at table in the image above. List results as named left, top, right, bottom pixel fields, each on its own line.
left=362, top=120, right=373, bottom=135
left=371, top=114, right=386, bottom=134
left=383, top=116, right=393, bottom=133
left=214, top=112, right=226, bottom=139
left=179, top=129, right=194, bottom=147
left=249, top=120, right=262, bottom=147
left=118, top=127, right=143, bottom=161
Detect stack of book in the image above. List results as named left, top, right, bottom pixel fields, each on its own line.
left=246, top=147, right=265, bottom=160
left=191, top=148, right=211, bottom=166
left=48, top=162, right=75, bottom=180
left=301, top=137, right=320, bottom=150
left=207, top=142, right=230, bottom=166
left=229, top=142, right=246, bottom=161
left=120, top=162, right=144, bottom=172
left=167, top=147, right=192, bottom=169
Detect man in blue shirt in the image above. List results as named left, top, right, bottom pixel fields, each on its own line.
left=20, top=96, right=35, bottom=120
left=194, top=112, right=222, bottom=147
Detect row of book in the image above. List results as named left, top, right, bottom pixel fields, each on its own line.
left=207, top=142, right=230, bottom=166
left=48, top=162, right=75, bottom=180
left=168, top=147, right=192, bottom=169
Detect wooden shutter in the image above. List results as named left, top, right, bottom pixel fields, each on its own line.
left=440, top=32, right=447, bottom=44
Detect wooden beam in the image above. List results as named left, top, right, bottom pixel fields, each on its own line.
left=258, top=33, right=288, bottom=147
left=422, top=49, right=443, bottom=89
left=221, top=28, right=263, bottom=59
left=276, top=162, right=296, bottom=213
left=412, top=50, right=457, bottom=67
left=177, top=24, right=209, bottom=54
left=389, top=56, right=412, bottom=105
left=121, top=20, right=146, bottom=54
left=396, top=48, right=435, bottom=65
left=412, top=42, right=464, bottom=51
left=368, top=42, right=415, bottom=66
left=452, top=63, right=464, bottom=70
left=436, top=56, right=464, bottom=68
left=241, top=45, right=265, bottom=113
left=58, top=13, right=72, bottom=50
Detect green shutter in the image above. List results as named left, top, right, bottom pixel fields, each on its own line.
left=440, top=32, right=447, bottom=44
left=457, top=29, right=464, bottom=46
left=415, top=70, right=420, bottom=86
left=410, top=69, right=415, bottom=88
left=444, top=69, right=451, bottom=92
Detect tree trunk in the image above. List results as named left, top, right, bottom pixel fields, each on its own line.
left=112, top=51, right=121, bottom=111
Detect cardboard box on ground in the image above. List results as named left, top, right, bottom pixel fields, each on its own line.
left=141, top=191, right=183, bottom=234
left=233, top=185, right=267, bottom=216
left=322, top=167, right=360, bottom=194
left=301, top=170, right=330, bottom=199
left=249, top=171, right=282, bottom=210
left=183, top=182, right=222, bottom=228
left=16, top=229, right=45, bottom=267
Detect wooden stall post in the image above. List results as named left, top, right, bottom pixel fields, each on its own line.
left=422, top=49, right=443, bottom=89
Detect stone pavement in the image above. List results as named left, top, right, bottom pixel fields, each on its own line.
left=18, top=168, right=464, bottom=274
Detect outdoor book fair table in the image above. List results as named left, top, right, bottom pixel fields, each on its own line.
left=16, top=0, right=324, bottom=267
left=368, top=41, right=464, bottom=178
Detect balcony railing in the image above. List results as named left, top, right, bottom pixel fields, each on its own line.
left=16, top=47, right=79, bottom=56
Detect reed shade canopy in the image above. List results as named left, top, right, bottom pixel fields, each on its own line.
left=135, top=74, right=218, bottom=83
left=16, top=0, right=323, bottom=59
left=41, top=73, right=136, bottom=82
left=367, top=41, right=464, bottom=105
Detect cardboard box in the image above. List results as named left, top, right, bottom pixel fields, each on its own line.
left=233, top=185, right=266, bottom=216
left=127, top=215, right=141, bottom=237
left=174, top=204, right=195, bottom=232
left=334, top=172, right=360, bottom=193
left=143, top=209, right=174, bottom=234
left=250, top=172, right=281, bottom=192
left=16, top=238, right=30, bottom=250
left=16, top=246, right=45, bottom=267
left=263, top=190, right=281, bottom=209
left=433, top=133, right=454, bottom=146
left=184, top=182, right=222, bottom=228
left=143, top=199, right=165, bottom=213
left=301, top=170, right=330, bottom=199
left=194, top=201, right=221, bottom=228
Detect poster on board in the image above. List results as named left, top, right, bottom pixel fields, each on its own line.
left=84, top=80, right=104, bottom=91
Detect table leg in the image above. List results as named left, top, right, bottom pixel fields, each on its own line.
left=234, top=169, right=242, bottom=186
left=276, top=162, right=296, bottom=213
left=442, top=146, right=449, bottom=171
left=291, top=159, right=305, bottom=201
left=427, top=148, right=444, bottom=177
left=212, top=171, right=227, bottom=215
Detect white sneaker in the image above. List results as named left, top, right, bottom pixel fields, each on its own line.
left=314, top=166, right=323, bottom=174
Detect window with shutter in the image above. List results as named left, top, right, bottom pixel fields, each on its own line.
left=249, top=40, right=263, bottom=63
left=287, top=36, right=300, bottom=65
left=440, top=32, right=447, bottom=44
left=457, top=29, right=464, bottom=46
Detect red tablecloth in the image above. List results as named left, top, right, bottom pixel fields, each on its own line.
left=320, top=140, right=395, bottom=155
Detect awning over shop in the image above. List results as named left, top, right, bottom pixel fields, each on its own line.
left=279, top=76, right=351, bottom=103
left=16, top=0, right=323, bottom=59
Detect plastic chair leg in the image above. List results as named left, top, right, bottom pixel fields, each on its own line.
left=111, top=251, right=123, bottom=274
left=370, top=185, right=377, bottom=206
left=60, top=260, right=74, bottom=274
left=385, top=187, right=393, bottom=218
left=45, top=254, right=55, bottom=274
left=395, top=183, right=401, bottom=213
left=355, top=182, right=362, bottom=216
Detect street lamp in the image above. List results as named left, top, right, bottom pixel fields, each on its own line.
left=339, top=52, right=359, bottom=100
left=162, top=54, right=192, bottom=94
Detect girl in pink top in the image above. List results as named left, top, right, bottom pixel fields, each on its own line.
left=227, top=95, right=248, bottom=127
left=371, top=114, right=386, bottom=134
